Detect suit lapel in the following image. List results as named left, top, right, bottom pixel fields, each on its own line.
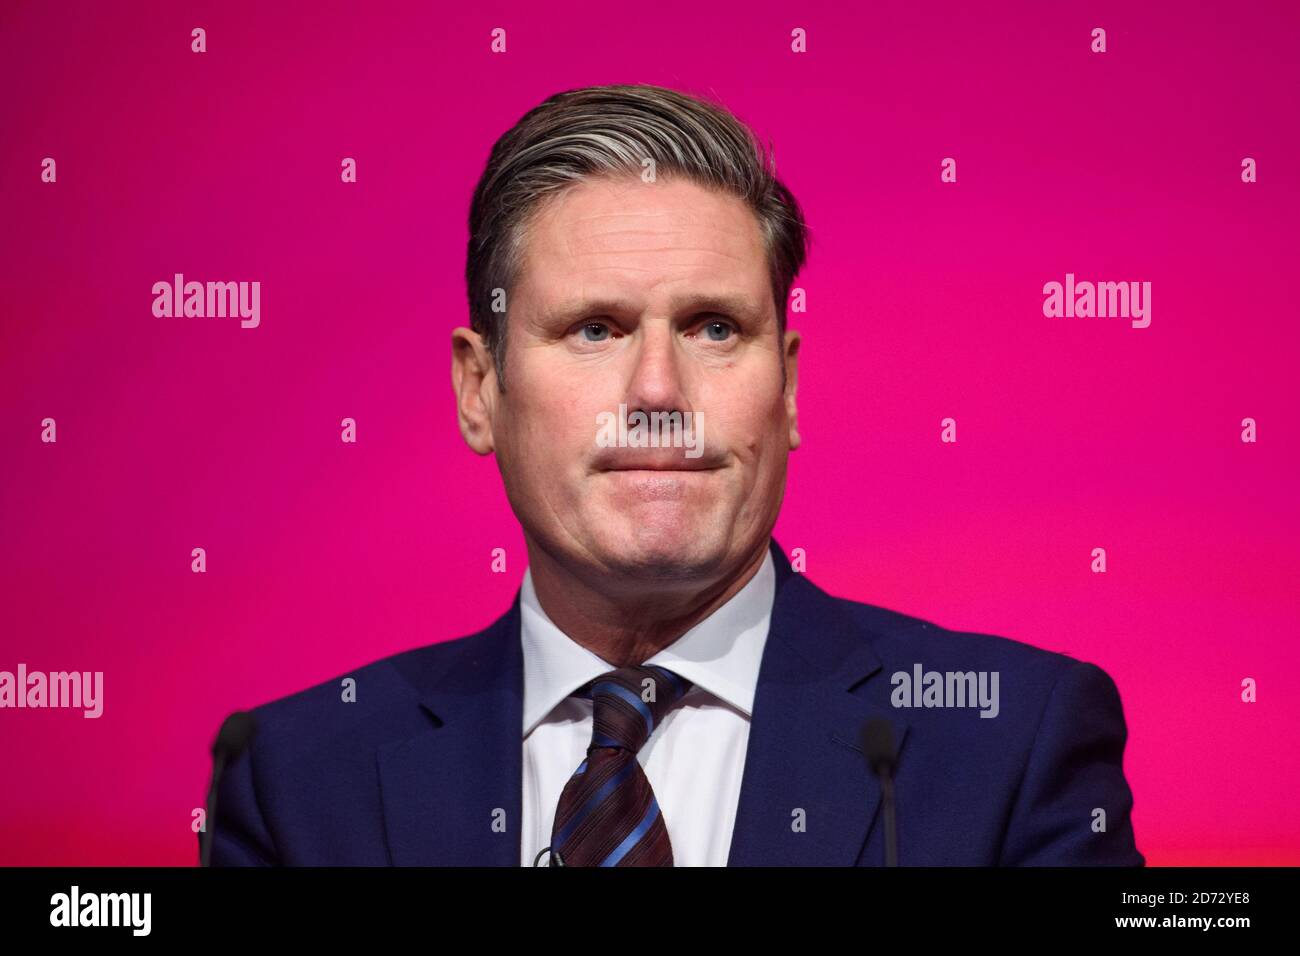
left=375, top=538, right=909, bottom=866
left=377, top=596, right=523, bottom=865
left=727, top=541, right=910, bottom=866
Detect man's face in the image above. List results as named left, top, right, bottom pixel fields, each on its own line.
left=464, top=174, right=800, bottom=586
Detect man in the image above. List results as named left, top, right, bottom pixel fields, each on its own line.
left=207, top=84, right=1143, bottom=866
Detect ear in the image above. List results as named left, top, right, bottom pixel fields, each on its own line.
left=783, top=329, right=801, bottom=450
left=451, top=327, right=498, bottom=455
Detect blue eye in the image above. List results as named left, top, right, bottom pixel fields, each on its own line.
left=702, top=321, right=733, bottom=341
left=580, top=323, right=611, bottom=342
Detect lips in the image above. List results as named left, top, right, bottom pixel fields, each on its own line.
left=599, top=466, right=711, bottom=501
left=599, top=458, right=719, bottom=473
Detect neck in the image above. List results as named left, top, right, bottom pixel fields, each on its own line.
left=524, top=539, right=770, bottom=666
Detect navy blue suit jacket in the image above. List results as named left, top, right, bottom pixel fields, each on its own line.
left=208, top=539, right=1143, bottom=866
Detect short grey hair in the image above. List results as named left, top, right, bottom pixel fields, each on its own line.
left=464, top=83, right=809, bottom=390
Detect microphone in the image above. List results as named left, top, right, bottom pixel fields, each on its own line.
left=532, top=846, right=566, bottom=867
left=200, top=711, right=257, bottom=867
left=861, top=718, right=899, bottom=867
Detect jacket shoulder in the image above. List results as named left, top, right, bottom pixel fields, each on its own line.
left=794, top=579, right=1125, bottom=724
left=237, top=618, right=505, bottom=759
left=827, top=587, right=1102, bottom=684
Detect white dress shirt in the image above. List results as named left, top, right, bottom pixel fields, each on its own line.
left=520, top=549, right=776, bottom=866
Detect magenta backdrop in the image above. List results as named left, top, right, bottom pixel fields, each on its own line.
left=1, top=1, right=1297, bottom=866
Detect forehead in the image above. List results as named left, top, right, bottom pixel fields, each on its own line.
left=512, top=174, right=771, bottom=316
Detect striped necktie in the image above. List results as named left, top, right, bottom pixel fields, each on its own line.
left=549, top=664, right=693, bottom=866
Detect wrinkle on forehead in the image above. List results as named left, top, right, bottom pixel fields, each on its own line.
left=515, top=177, right=768, bottom=310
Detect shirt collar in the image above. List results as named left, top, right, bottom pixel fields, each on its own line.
left=520, top=547, right=776, bottom=737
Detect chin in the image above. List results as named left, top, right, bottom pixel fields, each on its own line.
left=593, top=524, right=728, bottom=579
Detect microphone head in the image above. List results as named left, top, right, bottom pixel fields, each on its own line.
left=860, top=717, right=896, bottom=776
left=212, top=710, right=257, bottom=760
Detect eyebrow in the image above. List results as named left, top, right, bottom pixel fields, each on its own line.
left=548, top=292, right=762, bottom=323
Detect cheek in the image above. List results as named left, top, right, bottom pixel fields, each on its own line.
left=732, top=402, right=787, bottom=460
left=509, top=395, right=595, bottom=470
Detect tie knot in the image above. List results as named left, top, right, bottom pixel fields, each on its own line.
left=578, top=665, right=692, bottom=753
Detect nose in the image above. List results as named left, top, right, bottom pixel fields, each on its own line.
left=624, top=319, right=688, bottom=415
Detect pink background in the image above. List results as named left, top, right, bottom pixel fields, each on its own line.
left=1, top=1, right=1296, bottom=865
